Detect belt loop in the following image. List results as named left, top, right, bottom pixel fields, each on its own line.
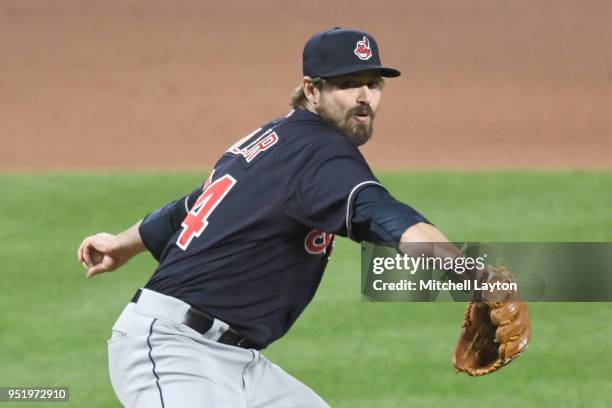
left=131, top=288, right=142, bottom=303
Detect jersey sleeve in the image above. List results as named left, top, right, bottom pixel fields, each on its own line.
left=138, top=186, right=203, bottom=261
left=284, top=139, right=381, bottom=236
left=349, top=184, right=431, bottom=244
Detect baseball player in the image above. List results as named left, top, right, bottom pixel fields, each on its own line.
left=78, top=28, right=530, bottom=407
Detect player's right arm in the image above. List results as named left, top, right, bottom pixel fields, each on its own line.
left=137, top=190, right=200, bottom=260
left=77, top=184, right=204, bottom=278
left=77, top=220, right=146, bottom=278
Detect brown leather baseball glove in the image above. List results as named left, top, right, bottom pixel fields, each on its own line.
left=453, top=264, right=531, bottom=376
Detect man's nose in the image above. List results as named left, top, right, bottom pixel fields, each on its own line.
left=356, top=85, right=371, bottom=104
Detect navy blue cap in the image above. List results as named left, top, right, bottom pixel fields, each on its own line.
left=303, top=27, right=401, bottom=78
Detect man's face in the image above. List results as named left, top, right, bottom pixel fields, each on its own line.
left=314, top=71, right=384, bottom=147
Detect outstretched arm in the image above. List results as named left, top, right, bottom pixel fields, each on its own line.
left=400, top=221, right=449, bottom=243
left=77, top=220, right=146, bottom=279
left=351, top=184, right=447, bottom=245
left=398, top=222, right=476, bottom=279
left=351, top=186, right=476, bottom=279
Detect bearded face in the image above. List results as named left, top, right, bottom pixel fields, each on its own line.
left=312, top=72, right=383, bottom=147
left=316, top=98, right=375, bottom=147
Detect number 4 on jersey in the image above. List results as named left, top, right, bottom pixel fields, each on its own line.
left=176, top=174, right=237, bottom=250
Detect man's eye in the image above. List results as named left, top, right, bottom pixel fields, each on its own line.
left=368, top=81, right=381, bottom=89
left=341, top=81, right=357, bottom=89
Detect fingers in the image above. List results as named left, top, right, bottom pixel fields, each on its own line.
left=77, top=233, right=115, bottom=275
left=77, top=241, right=82, bottom=262
left=86, top=256, right=116, bottom=279
left=500, top=323, right=531, bottom=361
left=78, top=239, right=95, bottom=269
left=496, top=302, right=531, bottom=362
left=87, top=263, right=107, bottom=279
left=495, top=303, right=530, bottom=344
left=84, top=236, right=103, bottom=266
left=88, top=241, right=110, bottom=265
left=77, top=239, right=88, bottom=265
left=83, top=241, right=92, bottom=267
left=491, top=302, right=519, bottom=326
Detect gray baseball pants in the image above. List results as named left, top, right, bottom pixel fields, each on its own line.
left=108, top=289, right=330, bottom=407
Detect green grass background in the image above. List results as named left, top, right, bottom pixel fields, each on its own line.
left=1, top=171, right=611, bottom=407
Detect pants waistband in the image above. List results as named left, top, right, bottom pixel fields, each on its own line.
left=130, top=288, right=258, bottom=350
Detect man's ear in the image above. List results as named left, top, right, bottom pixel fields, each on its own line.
left=303, top=77, right=319, bottom=107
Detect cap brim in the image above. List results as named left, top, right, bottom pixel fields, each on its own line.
left=319, top=65, right=401, bottom=78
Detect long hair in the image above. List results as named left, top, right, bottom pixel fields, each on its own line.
left=289, top=77, right=325, bottom=108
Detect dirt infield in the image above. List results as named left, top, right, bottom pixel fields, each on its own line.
left=1, top=0, right=611, bottom=170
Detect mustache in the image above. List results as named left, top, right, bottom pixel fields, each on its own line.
left=347, top=105, right=375, bottom=119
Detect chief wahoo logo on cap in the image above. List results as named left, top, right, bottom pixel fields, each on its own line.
left=353, top=36, right=373, bottom=60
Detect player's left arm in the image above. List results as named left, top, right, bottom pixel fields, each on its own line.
left=351, top=185, right=472, bottom=279
left=351, top=185, right=531, bottom=375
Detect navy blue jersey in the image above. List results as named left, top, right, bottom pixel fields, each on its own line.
left=142, top=109, right=382, bottom=347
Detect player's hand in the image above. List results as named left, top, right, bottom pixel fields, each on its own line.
left=77, top=233, right=131, bottom=278
left=453, top=264, right=531, bottom=376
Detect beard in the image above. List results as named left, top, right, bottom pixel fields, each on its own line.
left=316, top=102, right=375, bottom=147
